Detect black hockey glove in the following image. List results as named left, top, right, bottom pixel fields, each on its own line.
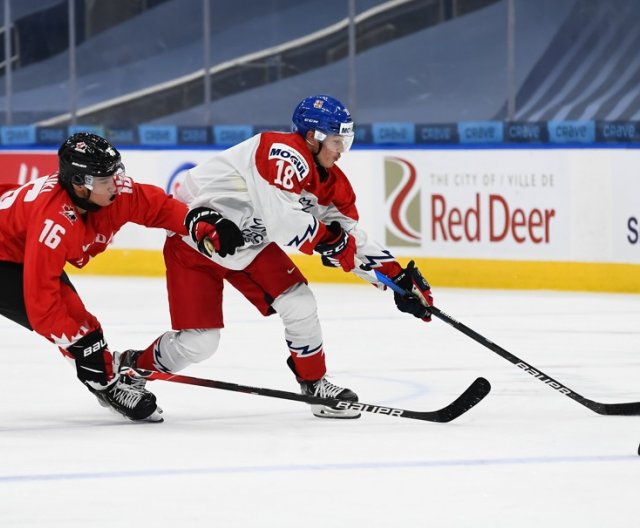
left=185, top=206, right=244, bottom=258
left=314, top=221, right=357, bottom=272
left=391, top=260, right=433, bottom=322
left=66, top=329, right=114, bottom=385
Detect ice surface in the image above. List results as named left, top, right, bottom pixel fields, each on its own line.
left=1, top=276, right=639, bottom=526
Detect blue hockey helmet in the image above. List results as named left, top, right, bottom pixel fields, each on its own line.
left=292, top=95, right=354, bottom=152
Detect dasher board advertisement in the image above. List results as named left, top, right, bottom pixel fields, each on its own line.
left=0, top=147, right=638, bottom=266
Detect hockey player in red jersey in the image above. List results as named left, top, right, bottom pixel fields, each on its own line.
left=129, top=95, right=434, bottom=419
left=0, top=132, right=189, bottom=422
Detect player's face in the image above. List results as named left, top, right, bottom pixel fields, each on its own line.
left=321, top=133, right=354, bottom=154
left=315, top=143, right=342, bottom=168
left=308, top=131, right=353, bottom=168
left=87, top=175, right=117, bottom=206
left=74, top=174, right=117, bottom=208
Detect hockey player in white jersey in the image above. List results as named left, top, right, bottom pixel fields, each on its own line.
left=127, top=95, right=434, bottom=419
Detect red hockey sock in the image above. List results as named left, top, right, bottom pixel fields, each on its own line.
left=135, top=338, right=160, bottom=370
left=289, top=349, right=327, bottom=381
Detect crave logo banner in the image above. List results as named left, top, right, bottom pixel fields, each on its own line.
left=382, top=150, right=569, bottom=260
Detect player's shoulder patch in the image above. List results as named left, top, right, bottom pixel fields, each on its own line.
left=268, top=142, right=310, bottom=181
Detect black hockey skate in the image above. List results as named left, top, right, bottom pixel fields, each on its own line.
left=86, top=350, right=163, bottom=422
left=287, top=357, right=361, bottom=419
left=118, top=350, right=148, bottom=388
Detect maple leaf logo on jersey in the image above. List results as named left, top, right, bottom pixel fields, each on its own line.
left=60, top=203, right=78, bottom=223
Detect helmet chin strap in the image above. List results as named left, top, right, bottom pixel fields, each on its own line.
left=312, top=141, right=330, bottom=183
left=306, top=134, right=329, bottom=182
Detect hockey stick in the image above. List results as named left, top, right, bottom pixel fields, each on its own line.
left=360, top=266, right=640, bottom=416
left=130, top=368, right=490, bottom=423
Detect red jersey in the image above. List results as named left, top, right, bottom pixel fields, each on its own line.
left=0, top=173, right=188, bottom=346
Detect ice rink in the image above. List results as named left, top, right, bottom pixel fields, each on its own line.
left=1, top=275, right=639, bottom=527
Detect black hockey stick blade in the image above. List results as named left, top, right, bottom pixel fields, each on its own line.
left=422, top=376, right=491, bottom=423
left=130, top=369, right=490, bottom=423
left=428, top=306, right=640, bottom=416
left=369, top=268, right=640, bottom=416
left=587, top=401, right=640, bottom=416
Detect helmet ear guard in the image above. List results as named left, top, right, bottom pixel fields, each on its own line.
left=70, top=173, right=85, bottom=186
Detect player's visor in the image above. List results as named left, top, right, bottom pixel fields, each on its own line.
left=83, top=163, right=125, bottom=191
left=313, top=130, right=354, bottom=153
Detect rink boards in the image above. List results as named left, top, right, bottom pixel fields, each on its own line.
left=2, top=146, right=639, bottom=292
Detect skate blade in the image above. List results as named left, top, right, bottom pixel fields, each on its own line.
left=131, top=406, right=164, bottom=423
left=312, top=405, right=361, bottom=419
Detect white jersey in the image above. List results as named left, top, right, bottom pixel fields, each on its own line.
left=176, top=131, right=396, bottom=271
